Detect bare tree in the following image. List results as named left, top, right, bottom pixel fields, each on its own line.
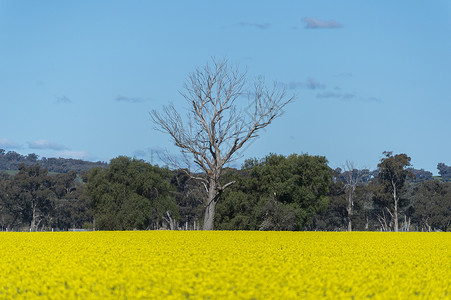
left=151, top=58, right=294, bottom=230
left=342, top=161, right=367, bottom=231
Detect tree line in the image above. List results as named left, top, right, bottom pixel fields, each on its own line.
left=0, top=149, right=107, bottom=173
left=0, top=153, right=450, bottom=232
left=2, top=59, right=450, bottom=232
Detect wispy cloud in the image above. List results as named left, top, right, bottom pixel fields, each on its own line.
left=289, top=75, right=380, bottom=103
left=302, top=17, right=342, bottom=29
left=288, top=77, right=326, bottom=90
left=0, top=138, right=22, bottom=149
left=28, top=139, right=66, bottom=151
left=362, top=96, right=382, bottom=103
left=306, top=77, right=326, bottom=89
left=317, top=91, right=344, bottom=99
left=115, top=95, right=145, bottom=103
left=54, top=150, right=95, bottom=161
left=317, top=91, right=355, bottom=100
left=55, top=95, right=71, bottom=104
left=317, top=91, right=381, bottom=103
left=238, top=22, right=271, bottom=30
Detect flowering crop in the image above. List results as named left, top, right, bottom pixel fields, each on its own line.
left=0, top=231, right=449, bottom=299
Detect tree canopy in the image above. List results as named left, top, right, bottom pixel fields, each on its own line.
left=0, top=152, right=450, bottom=232
left=216, top=153, right=331, bottom=230
left=85, top=156, right=177, bottom=230
left=377, top=152, right=414, bottom=231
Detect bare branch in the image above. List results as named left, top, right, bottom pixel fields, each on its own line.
left=221, top=180, right=236, bottom=191
left=151, top=58, right=294, bottom=230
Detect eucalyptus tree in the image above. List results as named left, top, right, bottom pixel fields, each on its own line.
left=216, top=154, right=331, bottom=231
left=151, top=58, right=294, bottom=230
left=9, top=164, right=55, bottom=231
left=85, top=156, right=177, bottom=230
left=377, top=151, right=414, bottom=231
left=410, top=180, right=451, bottom=231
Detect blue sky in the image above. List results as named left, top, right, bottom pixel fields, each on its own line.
left=1, top=1, right=450, bottom=174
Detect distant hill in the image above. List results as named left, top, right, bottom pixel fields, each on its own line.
left=0, top=149, right=108, bottom=173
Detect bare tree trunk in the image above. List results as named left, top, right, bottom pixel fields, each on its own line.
left=30, top=204, right=38, bottom=232
left=377, top=152, right=413, bottom=233
left=402, top=215, right=410, bottom=232
left=393, top=181, right=399, bottom=232
left=203, top=181, right=219, bottom=230
left=347, top=193, right=352, bottom=232
left=203, top=199, right=217, bottom=231
left=163, top=210, right=175, bottom=230
left=342, top=161, right=365, bottom=232
left=378, top=209, right=390, bottom=231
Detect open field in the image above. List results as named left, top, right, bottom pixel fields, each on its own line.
left=0, top=231, right=449, bottom=299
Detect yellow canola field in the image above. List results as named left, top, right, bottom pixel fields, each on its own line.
left=0, top=231, right=450, bottom=299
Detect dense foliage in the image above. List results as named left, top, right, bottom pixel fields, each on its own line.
left=215, top=154, right=331, bottom=230
left=85, top=156, right=177, bottom=230
left=0, top=152, right=451, bottom=231
left=0, top=164, right=89, bottom=231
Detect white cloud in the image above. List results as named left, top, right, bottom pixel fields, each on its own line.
left=302, top=17, right=342, bottom=29
left=54, top=150, right=94, bottom=161
left=0, top=138, right=22, bottom=149
left=55, top=95, right=72, bottom=104
left=362, top=96, right=382, bottom=103
left=306, top=77, right=326, bottom=89
left=317, top=91, right=381, bottom=103
left=28, top=139, right=66, bottom=150
left=238, top=22, right=271, bottom=30
left=288, top=77, right=326, bottom=90
left=317, top=91, right=344, bottom=99
left=116, top=95, right=145, bottom=103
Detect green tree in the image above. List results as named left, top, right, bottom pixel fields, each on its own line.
left=0, top=172, right=13, bottom=230
left=85, top=156, right=177, bottom=230
left=215, top=168, right=260, bottom=230
left=437, top=163, right=451, bottom=182
left=314, top=175, right=347, bottom=231
left=377, top=151, right=414, bottom=231
left=171, top=170, right=205, bottom=230
left=410, top=180, right=451, bottom=231
left=216, top=154, right=331, bottom=230
left=8, top=164, right=56, bottom=231
left=51, top=171, right=92, bottom=230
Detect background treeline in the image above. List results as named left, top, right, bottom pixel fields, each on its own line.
left=0, top=150, right=450, bottom=231
left=0, top=150, right=107, bottom=173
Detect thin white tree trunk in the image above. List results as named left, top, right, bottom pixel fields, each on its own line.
left=393, top=181, right=399, bottom=232
left=30, top=204, right=38, bottom=232
left=347, top=193, right=353, bottom=231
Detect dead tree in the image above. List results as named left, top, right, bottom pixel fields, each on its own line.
left=342, top=161, right=366, bottom=231
left=151, top=58, right=294, bottom=230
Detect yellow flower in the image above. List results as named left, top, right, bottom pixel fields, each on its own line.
left=0, top=231, right=449, bottom=299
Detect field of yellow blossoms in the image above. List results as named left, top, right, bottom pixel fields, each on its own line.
left=0, top=231, right=450, bottom=299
